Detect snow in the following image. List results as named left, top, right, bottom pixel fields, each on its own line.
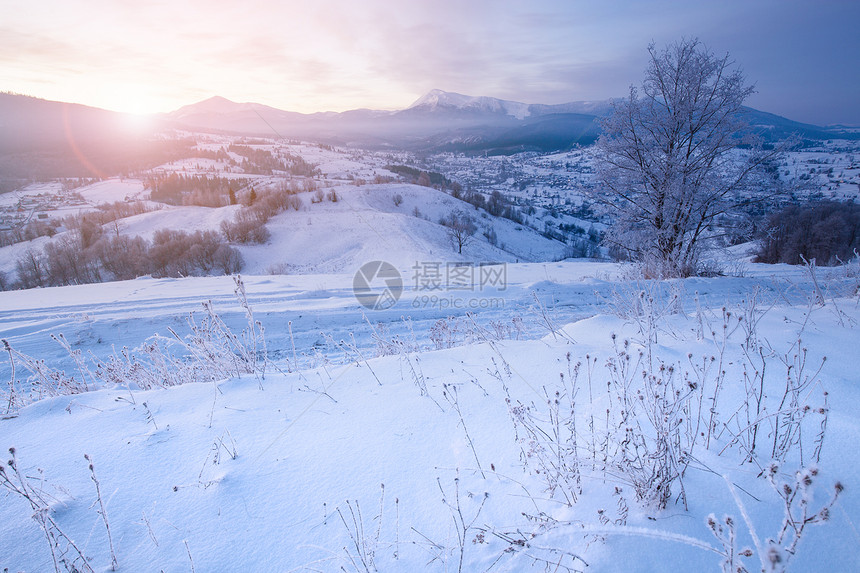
left=235, top=184, right=566, bottom=275
left=1, top=135, right=859, bottom=572
left=0, top=261, right=858, bottom=572
left=408, top=89, right=532, bottom=120
left=75, top=179, right=148, bottom=204
left=117, top=204, right=240, bottom=240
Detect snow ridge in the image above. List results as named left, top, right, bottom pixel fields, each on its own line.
left=407, top=89, right=532, bottom=120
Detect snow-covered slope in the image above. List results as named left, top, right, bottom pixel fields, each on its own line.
left=239, top=184, right=564, bottom=274
left=0, top=179, right=568, bottom=279
left=0, top=265, right=858, bottom=572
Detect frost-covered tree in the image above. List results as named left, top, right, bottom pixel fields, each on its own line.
left=441, top=212, right=477, bottom=254
left=594, top=39, right=780, bottom=276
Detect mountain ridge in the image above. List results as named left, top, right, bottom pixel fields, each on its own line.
left=1, top=90, right=856, bottom=165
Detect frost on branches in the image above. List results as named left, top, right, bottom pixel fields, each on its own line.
left=594, top=38, right=783, bottom=277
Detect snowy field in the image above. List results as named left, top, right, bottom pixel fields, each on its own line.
left=1, top=135, right=859, bottom=572
left=1, top=260, right=859, bottom=572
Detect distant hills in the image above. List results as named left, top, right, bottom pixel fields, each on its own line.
left=1, top=89, right=857, bottom=184
left=0, top=92, right=189, bottom=185
left=162, top=90, right=606, bottom=153
left=161, top=89, right=860, bottom=153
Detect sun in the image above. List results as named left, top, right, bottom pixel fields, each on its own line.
left=117, top=108, right=156, bottom=134
left=104, top=90, right=165, bottom=132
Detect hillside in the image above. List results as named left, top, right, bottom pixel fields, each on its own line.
left=0, top=178, right=567, bottom=282
left=0, top=115, right=858, bottom=573
left=0, top=93, right=190, bottom=186
left=0, top=263, right=858, bottom=572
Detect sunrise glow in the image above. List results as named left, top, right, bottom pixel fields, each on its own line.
left=1, top=0, right=857, bottom=124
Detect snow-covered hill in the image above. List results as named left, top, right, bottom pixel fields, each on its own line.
left=0, top=263, right=858, bottom=572
left=237, top=183, right=565, bottom=274
left=0, top=178, right=567, bottom=280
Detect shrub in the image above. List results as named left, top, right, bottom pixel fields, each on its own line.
left=252, top=189, right=303, bottom=218
left=10, top=225, right=243, bottom=289
left=43, top=236, right=101, bottom=285
left=92, top=235, right=151, bottom=281
left=150, top=229, right=241, bottom=277
left=14, top=249, right=47, bottom=289
left=220, top=210, right=271, bottom=244
left=213, top=245, right=244, bottom=274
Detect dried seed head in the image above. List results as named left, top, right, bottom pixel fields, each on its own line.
left=767, top=547, right=783, bottom=564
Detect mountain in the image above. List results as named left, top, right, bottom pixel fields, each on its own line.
left=171, top=95, right=268, bottom=117
left=0, top=93, right=160, bottom=151
left=739, top=107, right=853, bottom=142
left=405, top=89, right=532, bottom=120
left=163, top=91, right=605, bottom=153
left=0, top=93, right=190, bottom=186
left=2, top=90, right=855, bottom=178
left=167, top=95, right=314, bottom=134
left=165, top=89, right=857, bottom=154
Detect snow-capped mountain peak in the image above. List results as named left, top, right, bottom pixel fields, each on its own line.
left=170, top=96, right=270, bottom=119
left=407, top=89, right=531, bottom=120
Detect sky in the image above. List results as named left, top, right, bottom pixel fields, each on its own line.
left=1, top=0, right=858, bottom=125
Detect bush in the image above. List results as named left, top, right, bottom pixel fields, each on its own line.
left=92, top=235, right=150, bottom=281
left=220, top=210, right=271, bottom=244
left=14, top=250, right=47, bottom=289
left=213, top=244, right=244, bottom=274
left=10, top=225, right=243, bottom=289
left=755, top=201, right=860, bottom=265
left=44, top=236, right=101, bottom=285
left=149, top=229, right=241, bottom=277
left=253, top=189, right=302, bottom=218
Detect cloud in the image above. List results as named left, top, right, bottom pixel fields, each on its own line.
left=2, top=0, right=858, bottom=122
